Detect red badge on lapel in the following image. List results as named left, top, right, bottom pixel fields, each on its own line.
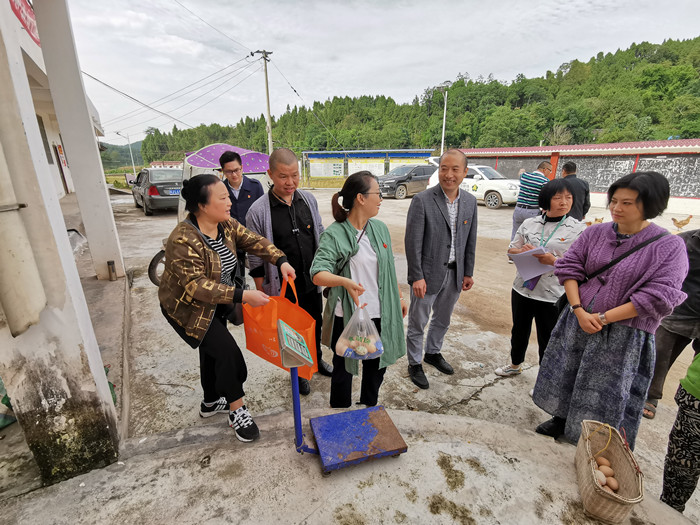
left=383, top=243, right=387, bottom=248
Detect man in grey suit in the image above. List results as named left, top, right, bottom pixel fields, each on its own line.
left=405, top=149, right=478, bottom=389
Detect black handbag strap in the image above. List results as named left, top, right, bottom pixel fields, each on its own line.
left=583, top=232, right=668, bottom=283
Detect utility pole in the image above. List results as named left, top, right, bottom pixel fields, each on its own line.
left=437, top=81, right=452, bottom=156
left=440, top=90, right=448, bottom=156
left=115, top=131, right=137, bottom=179
left=253, top=50, right=274, bottom=154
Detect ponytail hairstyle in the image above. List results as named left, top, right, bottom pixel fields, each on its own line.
left=331, top=171, right=377, bottom=222
left=181, top=174, right=221, bottom=214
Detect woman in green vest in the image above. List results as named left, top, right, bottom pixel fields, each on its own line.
left=311, top=171, right=407, bottom=408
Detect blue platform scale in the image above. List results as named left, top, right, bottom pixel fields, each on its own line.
left=278, top=320, right=407, bottom=474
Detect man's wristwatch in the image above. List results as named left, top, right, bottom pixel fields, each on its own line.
left=569, top=304, right=583, bottom=313
left=598, top=312, right=609, bottom=325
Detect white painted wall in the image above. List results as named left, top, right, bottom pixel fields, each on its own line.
left=0, top=0, right=118, bottom=444
left=34, top=0, right=125, bottom=280
left=590, top=192, right=699, bottom=216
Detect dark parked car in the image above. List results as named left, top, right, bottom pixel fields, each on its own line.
left=131, top=168, right=183, bottom=216
left=378, top=164, right=435, bottom=199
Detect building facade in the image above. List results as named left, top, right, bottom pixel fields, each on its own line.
left=460, top=139, right=700, bottom=213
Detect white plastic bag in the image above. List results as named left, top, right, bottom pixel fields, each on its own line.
left=335, top=304, right=383, bottom=360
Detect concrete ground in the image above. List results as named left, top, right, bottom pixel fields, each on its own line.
left=0, top=188, right=698, bottom=524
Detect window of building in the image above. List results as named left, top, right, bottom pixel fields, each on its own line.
left=36, top=115, right=54, bottom=165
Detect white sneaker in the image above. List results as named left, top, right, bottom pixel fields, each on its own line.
left=495, top=363, right=522, bottom=377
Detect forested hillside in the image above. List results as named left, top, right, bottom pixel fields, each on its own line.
left=100, top=141, right=143, bottom=169
left=141, top=37, right=700, bottom=163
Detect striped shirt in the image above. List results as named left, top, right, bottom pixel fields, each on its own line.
left=517, top=171, right=549, bottom=207
left=204, top=232, right=238, bottom=286
left=442, top=190, right=460, bottom=263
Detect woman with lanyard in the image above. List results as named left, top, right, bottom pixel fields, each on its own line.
left=310, top=171, right=407, bottom=408
left=159, top=174, right=295, bottom=442
left=496, top=178, right=585, bottom=377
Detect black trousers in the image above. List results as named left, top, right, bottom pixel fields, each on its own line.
left=163, top=305, right=247, bottom=404
left=329, top=315, right=385, bottom=408
left=648, top=325, right=700, bottom=401
left=284, top=285, right=324, bottom=361
left=510, top=289, right=559, bottom=365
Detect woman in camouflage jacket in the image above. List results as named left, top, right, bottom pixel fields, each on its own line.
left=159, top=175, right=295, bottom=442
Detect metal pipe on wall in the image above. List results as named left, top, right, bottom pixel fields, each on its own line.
left=0, top=140, right=47, bottom=336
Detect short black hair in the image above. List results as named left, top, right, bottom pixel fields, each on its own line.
left=181, top=174, right=221, bottom=214
left=561, top=161, right=576, bottom=174
left=219, top=150, right=242, bottom=169
left=539, top=178, right=575, bottom=210
left=607, top=171, right=669, bottom=219
left=439, top=149, right=468, bottom=169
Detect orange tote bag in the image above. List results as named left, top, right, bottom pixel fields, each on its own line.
left=242, top=279, right=317, bottom=380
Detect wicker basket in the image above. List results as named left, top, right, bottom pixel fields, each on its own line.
left=574, top=420, right=644, bottom=524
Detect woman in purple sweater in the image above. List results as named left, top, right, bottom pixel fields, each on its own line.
left=532, top=171, right=688, bottom=449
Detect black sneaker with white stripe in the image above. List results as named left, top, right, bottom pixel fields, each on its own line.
left=228, top=405, right=260, bottom=442
left=199, top=397, right=228, bottom=418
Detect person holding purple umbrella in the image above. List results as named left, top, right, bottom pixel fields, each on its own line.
left=220, top=151, right=264, bottom=279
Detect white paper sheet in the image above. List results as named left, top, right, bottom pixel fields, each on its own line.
left=509, top=246, right=555, bottom=281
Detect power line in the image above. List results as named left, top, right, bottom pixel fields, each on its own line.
left=172, top=0, right=252, bottom=53
left=269, top=59, right=348, bottom=152
left=103, top=60, right=261, bottom=134
left=103, top=55, right=254, bottom=126
left=82, top=71, right=194, bottom=129
left=178, top=63, right=261, bottom=118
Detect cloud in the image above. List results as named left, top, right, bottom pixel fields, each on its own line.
left=67, top=0, right=700, bottom=142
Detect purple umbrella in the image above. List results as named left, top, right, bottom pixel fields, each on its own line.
left=185, top=143, right=269, bottom=173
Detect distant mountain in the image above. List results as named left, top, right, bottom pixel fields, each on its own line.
left=142, top=36, right=700, bottom=162
left=100, top=140, right=143, bottom=169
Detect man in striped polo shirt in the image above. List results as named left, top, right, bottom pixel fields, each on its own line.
left=511, top=161, right=552, bottom=240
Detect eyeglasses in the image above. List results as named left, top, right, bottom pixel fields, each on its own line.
left=364, top=191, right=383, bottom=200
left=223, top=168, right=243, bottom=176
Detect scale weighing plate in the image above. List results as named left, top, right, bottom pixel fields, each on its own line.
left=277, top=319, right=407, bottom=474
left=310, top=406, right=407, bottom=474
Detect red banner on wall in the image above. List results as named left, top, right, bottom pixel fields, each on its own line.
left=9, top=0, right=41, bottom=46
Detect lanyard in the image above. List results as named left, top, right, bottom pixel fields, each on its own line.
left=540, top=215, right=566, bottom=248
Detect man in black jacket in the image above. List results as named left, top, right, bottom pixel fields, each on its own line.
left=560, top=161, right=590, bottom=221
left=220, top=151, right=264, bottom=279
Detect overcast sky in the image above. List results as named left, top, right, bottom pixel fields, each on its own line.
left=67, top=0, right=700, bottom=144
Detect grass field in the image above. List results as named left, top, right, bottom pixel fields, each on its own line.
left=105, top=174, right=131, bottom=189
left=104, top=173, right=345, bottom=190
left=302, top=176, right=344, bottom=188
